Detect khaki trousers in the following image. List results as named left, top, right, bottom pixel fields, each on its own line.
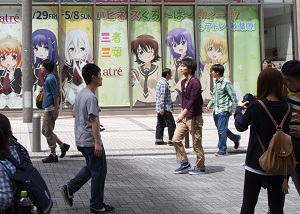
left=42, top=110, right=59, bottom=149
left=172, top=115, right=205, bottom=168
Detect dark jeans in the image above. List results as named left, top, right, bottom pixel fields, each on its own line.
left=213, top=111, right=240, bottom=153
left=155, top=111, right=176, bottom=141
left=241, top=170, right=284, bottom=214
left=67, top=146, right=107, bottom=209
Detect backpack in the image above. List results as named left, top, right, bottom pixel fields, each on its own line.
left=256, top=100, right=296, bottom=194
left=3, top=149, right=53, bottom=214
left=36, top=90, right=43, bottom=109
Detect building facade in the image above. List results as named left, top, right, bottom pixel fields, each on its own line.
left=0, top=0, right=298, bottom=112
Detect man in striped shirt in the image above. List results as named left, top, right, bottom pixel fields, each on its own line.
left=281, top=60, right=300, bottom=196
left=205, top=64, right=240, bottom=156
left=155, top=68, right=176, bottom=145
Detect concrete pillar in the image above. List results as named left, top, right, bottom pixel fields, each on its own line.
left=22, top=0, right=33, bottom=123
left=32, top=113, right=41, bottom=152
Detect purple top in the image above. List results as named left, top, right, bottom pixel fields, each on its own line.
left=181, top=77, right=203, bottom=118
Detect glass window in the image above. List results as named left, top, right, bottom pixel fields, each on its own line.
left=61, top=0, right=93, bottom=2
left=97, top=0, right=128, bottom=2
left=264, top=0, right=293, bottom=3
left=264, top=4, right=295, bottom=63
left=165, top=0, right=193, bottom=2
left=164, top=6, right=195, bottom=104
left=130, top=5, right=162, bottom=107
left=231, top=0, right=258, bottom=3
left=130, top=0, right=161, bottom=2
left=197, top=0, right=228, bottom=3
left=32, top=0, right=58, bottom=2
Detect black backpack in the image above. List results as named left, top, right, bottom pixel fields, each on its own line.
left=2, top=150, right=53, bottom=214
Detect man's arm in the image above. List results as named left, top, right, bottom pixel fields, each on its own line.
left=226, top=81, right=238, bottom=106
left=159, top=83, right=167, bottom=115
left=90, top=115, right=102, bottom=157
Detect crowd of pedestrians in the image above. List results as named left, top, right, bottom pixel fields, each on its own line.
left=0, top=58, right=300, bottom=214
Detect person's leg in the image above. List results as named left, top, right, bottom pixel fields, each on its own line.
left=67, top=147, right=93, bottom=193
left=291, top=169, right=300, bottom=195
left=172, top=119, right=189, bottom=163
left=188, top=115, right=205, bottom=169
left=241, top=170, right=263, bottom=214
left=90, top=146, right=107, bottom=209
left=164, top=111, right=176, bottom=142
left=42, top=111, right=57, bottom=154
left=267, top=175, right=284, bottom=214
left=155, top=113, right=165, bottom=143
left=216, top=112, right=230, bottom=154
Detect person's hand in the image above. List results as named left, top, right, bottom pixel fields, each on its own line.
left=290, top=126, right=300, bottom=138
left=205, top=106, right=210, bottom=112
left=159, top=109, right=165, bottom=115
left=238, top=99, right=249, bottom=109
left=94, top=142, right=102, bottom=157
left=0, top=87, right=3, bottom=94
left=40, top=87, right=43, bottom=92
left=176, top=113, right=184, bottom=123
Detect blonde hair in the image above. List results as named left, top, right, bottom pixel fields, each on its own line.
left=200, top=34, right=228, bottom=72
left=0, top=35, right=22, bottom=68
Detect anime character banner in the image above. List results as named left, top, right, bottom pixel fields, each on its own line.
left=60, top=6, right=93, bottom=109
left=164, top=6, right=195, bottom=104
left=95, top=6, right=130, bottom=107
left=198, top=6, right=229, bottom=102
left=231, top=6, right=260, bottom=99
left=0, top=6, right=23, bottom=109
left=130, top=6, right=162, bottom=107
left=32, top=6, right=59, bottom=108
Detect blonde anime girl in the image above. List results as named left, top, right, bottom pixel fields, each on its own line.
left=62, top=29, right=93, bottom=108
left=0, top=35, right=22, bottom=108
left=200, top=33, right=228, bottom=101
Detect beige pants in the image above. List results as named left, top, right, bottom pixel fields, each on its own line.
left=172, top=115, right=205, bottom=169
left=42, top=110, right=59, bottom=149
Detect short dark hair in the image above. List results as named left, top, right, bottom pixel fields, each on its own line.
left=257, top=68, right=286, bottom=101
left=162, top=68, right=171, bottom=78
left=211, top=64, right=225, bottom=76
left=0, top=113, right=12, bottom=159
left=82, top=63, right=101, bottom=85
left=181, top=57, right=197, bottom=75
left=41, top=59, right=55, bottom=73
left=281, top=60, right=300, bottom=79
left=263, top=58, right=271, bottom=64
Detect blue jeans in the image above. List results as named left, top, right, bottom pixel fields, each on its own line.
left=213, top=111, right=239, bottom=153
left=67, top=146, right=107, bottom=209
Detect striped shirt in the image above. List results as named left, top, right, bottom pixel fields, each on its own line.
left=208, top=76, right=238, bottom=114
left=155, top=77, right=173, bottom=113
left=287, top=89, right=300, bottom=126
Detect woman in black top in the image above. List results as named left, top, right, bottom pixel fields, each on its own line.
left=234, top=68, right=291, bottom=214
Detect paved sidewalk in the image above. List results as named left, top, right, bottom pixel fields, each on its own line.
left=10, top=112, right=248, bottom=158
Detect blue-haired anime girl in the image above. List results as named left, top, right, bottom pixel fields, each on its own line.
left=166, top=28, right=195, bottom=84
left=32, top=29, right=59, bottom=98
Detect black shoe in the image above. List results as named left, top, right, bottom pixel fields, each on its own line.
left=60, top=143, right=70, bottom=158
left=234, top=135, right=241, bottom=149
left=167, top=141, right=173, bottom=146
left=42, top=154, right=58, bottom=163
left=90, top=203, right=115, bottom=213
left=61, top=185, right=73, bottom=207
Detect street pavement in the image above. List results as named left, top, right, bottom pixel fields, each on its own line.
left=7, top=112, right=300, bottom=213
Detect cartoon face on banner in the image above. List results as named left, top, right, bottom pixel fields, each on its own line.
left=131, top=34, right=161, bottom=106
left=166, top=28, right=195, bottom=85
left=32, top=29, right=59, bottom=99
left=0, top=35, right=22, bottom=109
left=61, top=29, right=93, bottom=108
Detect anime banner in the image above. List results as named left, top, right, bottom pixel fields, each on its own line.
left=95, top=6, right=130, bottom=107
left=198, top=6, right=229, bottom=102
left=0, top=7, right=22, bottom=109
left=164, top=6, right=195, bottom=104
left=32, top=6, right=59, bottom=108
left=60, top=6, right=93, bottom=109
left=231, top=6, right=260, bottom=100
left=130, top=6, right=162, bottom=107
